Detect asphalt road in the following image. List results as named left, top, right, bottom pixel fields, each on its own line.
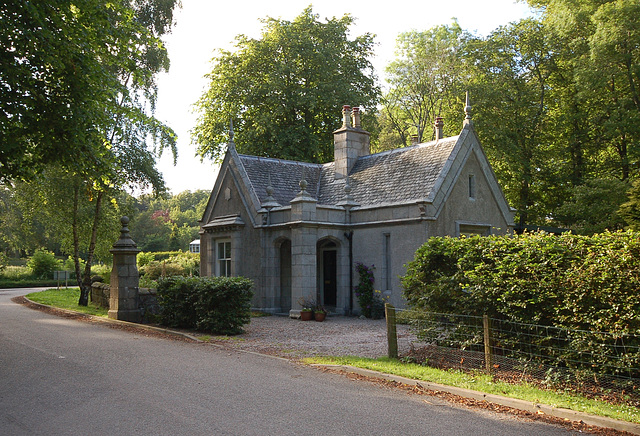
left=0, top=288, right=584, bottom=436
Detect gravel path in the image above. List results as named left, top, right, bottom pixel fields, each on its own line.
left=205, top=315, right=417, bottom=360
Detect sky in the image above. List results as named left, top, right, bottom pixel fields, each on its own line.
left=154, top=0, right=535, bottom=195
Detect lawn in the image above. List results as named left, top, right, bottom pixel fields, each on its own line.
left=26, top=287, right=108, bottom=318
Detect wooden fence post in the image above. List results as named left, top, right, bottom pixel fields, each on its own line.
left=386, top=303, right=398, bottom=359
left=483, top=314, right=492, bottom=375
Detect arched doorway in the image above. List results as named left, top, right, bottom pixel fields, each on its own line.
left=317, top=239, right=337, bottom=309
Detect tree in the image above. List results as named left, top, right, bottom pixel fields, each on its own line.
left=1, top=0, right=176, bottom=183
left=193, top=6, right=380, bottom=164
left=1, top=0, right=180, bottom=305
left=468, top=19, right=559, bottom=226
left=554, top=178, right=629, bottom=234
left=528, top=0, right=640, bottom=181
left=129, top=190, right=208, bottom=252
left=380, top=21, right=470, bottom=148
left=619, top=178, right=640, bottom=230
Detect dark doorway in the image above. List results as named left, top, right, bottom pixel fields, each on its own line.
left=279, top=239, right=292, bottom=311
left=322, top=249, right=337, bottom=307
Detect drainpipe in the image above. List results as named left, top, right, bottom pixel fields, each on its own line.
left=344, top=230, right=353, bottom=316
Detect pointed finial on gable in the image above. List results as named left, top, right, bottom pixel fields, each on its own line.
left=298, top=166, right=308, bottom=195
left=464, top=91, right=473, bottom=126
left=228, top=118, right=236, bottom=150
left=260, top=171, right=280, bottom=211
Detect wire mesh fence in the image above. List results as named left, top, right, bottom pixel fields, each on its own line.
left=394, top=308, right=640, bottom=407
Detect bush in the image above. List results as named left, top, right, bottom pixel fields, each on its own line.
left=402, top=231, right=640, bottom=379
left=137, top=251, right=155, bottom=268
left=138, top=252, right=199, bottom=281
left=402, top=230, right=640, bottom=333
left=156, top=276, right=253, bottom=335
left=27, top=249, right=61, bottom=279
left=0, top=252, right=7, bottom=272
left=354, top=262, right=386, bottom=319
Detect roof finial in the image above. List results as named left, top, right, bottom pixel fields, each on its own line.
left=260, top=171, right=280, bottom=211
left=228, top=118, right=235, bottom=149
left=299, top=166, right=308, bottom=193
left=464, top=91, right=473, bottom=126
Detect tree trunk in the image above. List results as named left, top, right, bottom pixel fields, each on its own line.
left=78, top=190, right=104, bottom=306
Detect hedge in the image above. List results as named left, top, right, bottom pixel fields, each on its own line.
left=402, top=230, right=640, bottom=334
left=156, top=276, right=253, bottom=335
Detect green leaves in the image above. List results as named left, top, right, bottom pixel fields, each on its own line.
left=193, top=6, right=379, bottom=164
left=402, top=231, right=640, bottom=335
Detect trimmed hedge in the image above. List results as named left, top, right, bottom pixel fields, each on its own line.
left=402, top=230, right=640, bottom=334
left=156, top=276, right=253, bottom=335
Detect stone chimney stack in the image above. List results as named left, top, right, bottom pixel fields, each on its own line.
left=434, top=117, right=444, bottom=141
left=334, top=105, right=370, bottom=179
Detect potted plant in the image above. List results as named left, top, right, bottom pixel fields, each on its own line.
left=300, top=307, right=313, bottom=321
left=314, top=305, right=327, bottom=322
left=298, top=296, right=316, bottom=321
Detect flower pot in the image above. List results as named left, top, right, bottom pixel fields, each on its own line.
left=314, top=312, right=326, bottom=322
left=300, top=310, right=313, bottom=321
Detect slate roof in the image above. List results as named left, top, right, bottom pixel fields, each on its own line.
left=239, top=135, right=459, bottom=209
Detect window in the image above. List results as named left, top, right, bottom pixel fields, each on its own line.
left=458, top=224, right=490, bottom=237
left=383, top=233, right=391, bottom=291
left=468, top=174, right=476, bottom=200
left=217, top=240, right=231, bottom=277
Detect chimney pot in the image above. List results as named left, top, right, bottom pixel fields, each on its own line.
left=342, top=105, right=352, bottom=128
left=352, top=107, right=361, bottom=128
left=434, top=116, right=444, bottom=141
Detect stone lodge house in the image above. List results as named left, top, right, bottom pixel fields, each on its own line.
left=199, top=102, right=515, bottom=317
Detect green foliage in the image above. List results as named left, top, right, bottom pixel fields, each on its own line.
left=139, top=252, right=199, bottom=280
left=554, top=178, right=629, bottom=234
left=354, top=262, right=385, bottom=319
left=156, top=276, right=253, bottom=335
left=26, top=288, right=108, bottom=318
left=137, top=251, right=156, bottom=268
left=193, top=6, right=380, bottom=164
left=26, top=249, right=61, bottom=279
left=0, top=252, right=7, bottom=271
left=620, top=178, right=640, bottom=230
left=380, top=21, right=470, bottom=148
left=307, top=356, right=640, bottom=424
left=129, top=190, right=208, bottom=252
left=402, top=232, right=640, bottom=379
left=0, top=0, right=179, bottom=183
left=402, top=231, right=640, bottom=333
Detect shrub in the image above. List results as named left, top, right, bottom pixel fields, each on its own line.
left=138, top=252, right=199, bottom=281
left=90, top=264, right=111, bottom=284
left=402, top=231, right=640, bottom=332
left=27, top=249, right=61, bottom=279
left=156, top=276, right=253, bottom=335
left=0, top=252, right=7, bottom=272
left=354, top=263, right=386, bottom=319
left=137, top=251, right=155, bottom=268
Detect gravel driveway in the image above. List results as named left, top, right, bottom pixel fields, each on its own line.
left=206, top=315, right=416, bottom=360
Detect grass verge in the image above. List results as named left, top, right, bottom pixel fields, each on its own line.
left=305, top=356, right=640, bottom=424
left=26, top=288, right=108, bottom=318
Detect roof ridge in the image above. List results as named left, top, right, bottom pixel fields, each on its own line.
left=238, top=154, right=323, bottom=167
left=359, top=135, right=461, bottom=161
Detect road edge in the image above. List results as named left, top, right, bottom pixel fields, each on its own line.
left=311, top=364, right=640, bottom=435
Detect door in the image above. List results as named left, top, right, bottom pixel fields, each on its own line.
left=322, top=249, right=337, bottom=307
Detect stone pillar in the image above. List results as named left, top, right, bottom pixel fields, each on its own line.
left=289, top=177, right=318, bottom=317
left=108, top=216, right=141, bottom=322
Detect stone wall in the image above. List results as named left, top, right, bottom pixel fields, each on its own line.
left=91, top=282, right=110, bottom=308
left=90, top=282, right=160, bottom=322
